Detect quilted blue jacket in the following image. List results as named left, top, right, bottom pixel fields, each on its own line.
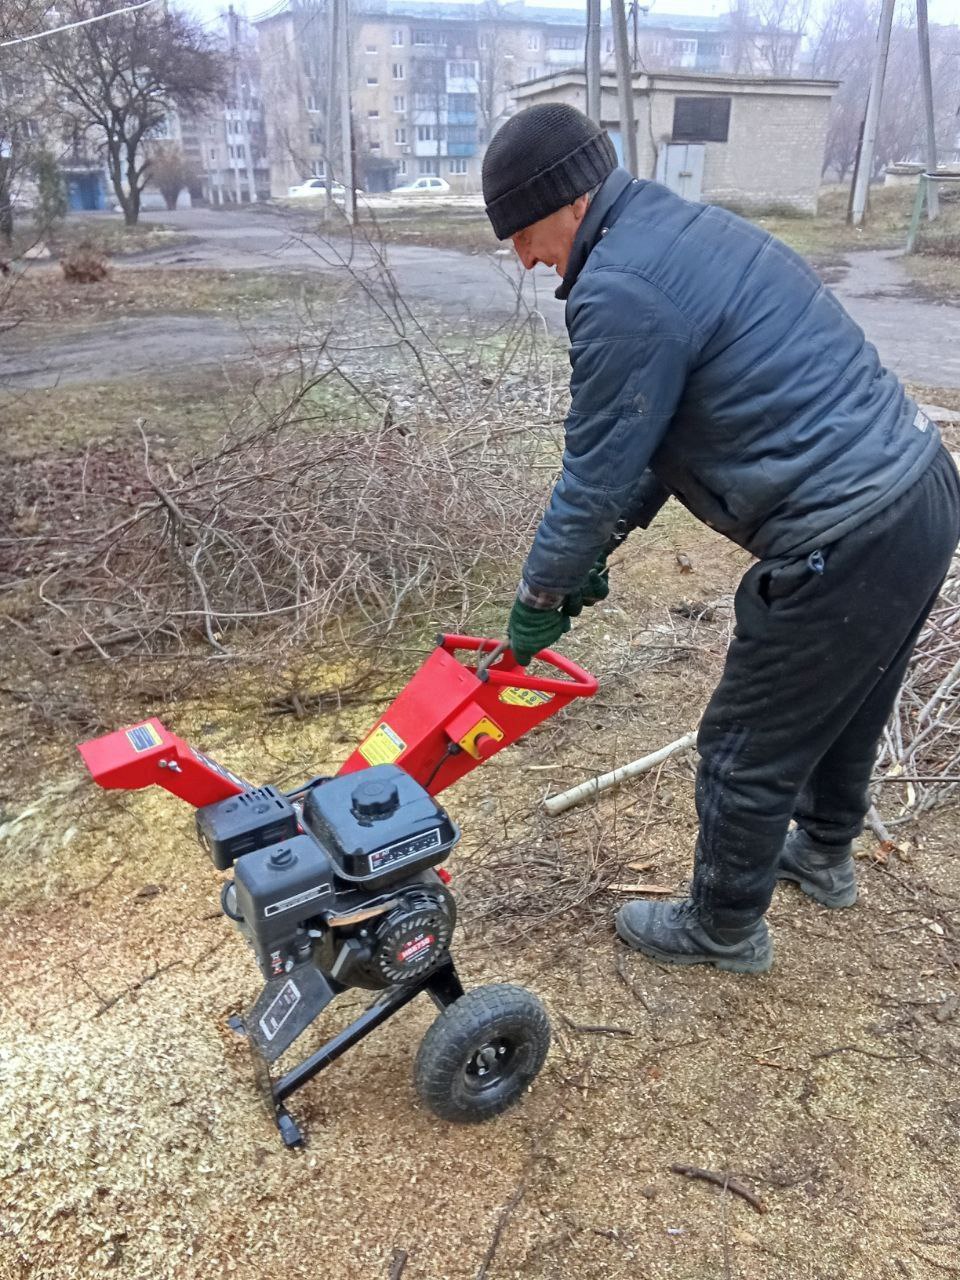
left=522, top=167, right=940, bottom=601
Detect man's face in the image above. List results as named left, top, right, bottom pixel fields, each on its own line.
left=511, top=194, right=590, bottom=278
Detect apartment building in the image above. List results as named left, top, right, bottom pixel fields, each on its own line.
left=254, top=1, right=801, bottom=197
left=256, top=1, right=588, bottom=195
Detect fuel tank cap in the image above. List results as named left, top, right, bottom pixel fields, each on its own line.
left=351, top=776, right=400, bottom=820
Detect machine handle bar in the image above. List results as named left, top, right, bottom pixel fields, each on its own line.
left=438, top=634, right=598, bottom=697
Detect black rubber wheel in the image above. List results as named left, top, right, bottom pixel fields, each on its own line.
left=413, top=984, right=551, bottom=1124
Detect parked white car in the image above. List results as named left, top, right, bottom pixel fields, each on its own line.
left=392, top=176, right=452, bottom=195
left=287, top=178, right=360, bottom=199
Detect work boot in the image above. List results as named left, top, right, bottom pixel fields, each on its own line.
left=615, top=898, right=773, bottom=974
left=777, top=828, right=858, bottom=909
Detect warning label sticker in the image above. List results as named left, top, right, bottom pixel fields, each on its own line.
left=498, top=687, right=554, bottom=708
left=126, top=722, right=163, bottom=752
left=358, top=721, right=406, bottom=766
left=259, top=979, right=301, bottom=1041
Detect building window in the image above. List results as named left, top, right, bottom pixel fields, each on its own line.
left=417, top=124, right=437, bottom=142
left=527, top=34, right=539, bottom=50
left=448, top=61, right=476, bottom=78
left=447, top=125, right=474, bottom=145
left=365, top=45, right=377, bottom=54
left=367, top=109, right=380, bottom=119
left=366, top=75, right=379, bottom=86
left=525, top=65, right=540, bottom=81
left=392, top=63, right=405, bottom=80
left=448, top=93, right=475, bottom=113
left=673, top=39, right=697, bottom=56
left=418, top=158, right=437, bottom=174
left=309, top=127, right=322, bottom=144
left=395, top=126, right=407, bottom=144
left=547, top=35, right=577, bottom=50
left=392, top=28, right=404, bottom=46
left=370, top=141, right=381, bottom=151
left=413, top=29, right=435, bottom=45
left=671, top=95, right=731, bottom=143
left=449, top=158, right=467, bottom=175
left=306, top=94, right=320, bottom=111
left=393, top=94, right=406, bottom=111
left=397, top=159, right=407, bottom=175
left=210, top=147, right=216, bottom=160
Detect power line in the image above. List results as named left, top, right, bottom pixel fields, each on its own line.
left=0, top=0, right=161, bottom=49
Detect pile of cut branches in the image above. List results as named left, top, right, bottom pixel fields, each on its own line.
left=3, top=401, right=555, bottom=662
left=874, top=551, right=960, bottom=820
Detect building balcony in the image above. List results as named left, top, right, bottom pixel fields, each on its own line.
left=447, top=142, right=476, bottom=157
left=446, top=111, right=476, bottom=126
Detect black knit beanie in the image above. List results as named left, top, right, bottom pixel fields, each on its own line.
left=482, top=103, right=618, bottom=240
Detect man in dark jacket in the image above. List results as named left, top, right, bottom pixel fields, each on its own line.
left=482, top=103, right=960, bottom=974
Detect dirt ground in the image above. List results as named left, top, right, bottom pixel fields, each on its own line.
left=2, top=214, right=959, bottom=1280
left=2, top=498, right=959, bottom=1280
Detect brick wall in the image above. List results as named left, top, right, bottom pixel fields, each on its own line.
left=646, top=90, right=830, bottom=213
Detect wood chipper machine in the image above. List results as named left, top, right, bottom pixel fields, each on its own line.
left=78, top=635, right=597, bottom=1146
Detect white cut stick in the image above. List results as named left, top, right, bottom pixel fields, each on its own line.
left=544, top=730, right=699, bottom=816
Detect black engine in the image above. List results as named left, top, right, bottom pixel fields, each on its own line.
left=196, top=765, right=459, bottom=1061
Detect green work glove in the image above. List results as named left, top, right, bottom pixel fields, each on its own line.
left=562, top=554, right=610, bottom=617
left=507, top=599, right=571, bottom=666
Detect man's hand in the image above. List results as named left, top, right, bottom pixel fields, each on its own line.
left=507, top=599, right=571, bottom=666
left=562, top=554, right=610, bottom=617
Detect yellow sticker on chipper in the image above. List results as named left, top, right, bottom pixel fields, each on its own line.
left=498, top=687, right=554, bottom=708
left=126, top=722, right=163, bottom=752
left=358, top=722, right=406, bottom=766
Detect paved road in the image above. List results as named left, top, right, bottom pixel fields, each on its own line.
left=2, top=205, right=958, bottom=390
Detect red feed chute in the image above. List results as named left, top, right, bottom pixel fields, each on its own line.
left=338, top=635, right=598, bottom=794
left=77, top=717, right=246, bottom=808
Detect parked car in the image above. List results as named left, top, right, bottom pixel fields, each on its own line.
left=287, top=178, right=361, bottom=199
left=392, top=176, right=452, bottom=195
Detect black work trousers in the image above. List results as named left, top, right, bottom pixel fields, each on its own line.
left=690, top=446, right=960, bottom=932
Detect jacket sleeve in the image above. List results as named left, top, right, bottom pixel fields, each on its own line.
left=522, top=267, right=695, bottom=600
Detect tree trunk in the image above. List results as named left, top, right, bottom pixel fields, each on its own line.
left=0, top=158, right=13, bottom=246
left=125, top=141, right=142, bottom=226
left=106, top=143, right=135, bottom=225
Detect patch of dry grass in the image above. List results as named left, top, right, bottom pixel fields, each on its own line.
left=2, top=265, right=339, bottom=324
left=7, top=213, right=192, bottom=261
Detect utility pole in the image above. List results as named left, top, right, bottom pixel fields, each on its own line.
left=610, top=0, right=637, bottom=174
left=228, top=5, right=244, bottom=204
left=324, top=0, right=336, bottom=216
left=585, top=0, right=601, bottom=124
left=849, top=0, right=895, bottom=227
left=916, top=0, right=939, bottom=220
left=338, top=0, right=356, bottom=224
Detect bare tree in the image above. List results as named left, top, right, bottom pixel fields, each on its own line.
left=470, top=2, right=513, bottom=145
left=147, top=142, right=197, bottom=211
left=0, top=2, right=55, bottom=244
left=33, top=1, right=227, bottom=225
left=811, top=1, right=960, bottom=182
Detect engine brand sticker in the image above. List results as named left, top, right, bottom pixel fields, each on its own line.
left=398, top=933, right=434, bottom=965
left=264, top=883, right=332, bottom=918
left=126, top=722, right=163, bottom=752
left=259, top=979, right=301, bottom=1041
left=498, top=687, right=554, bottom=708
left=358, top=721, right=406, bottom=766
